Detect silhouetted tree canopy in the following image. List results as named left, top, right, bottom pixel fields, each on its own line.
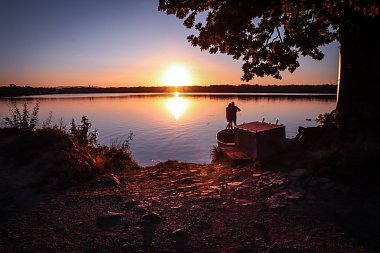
left=159, top=0, right=380, bottom=134
left=159, top=0, right=378, bottom=81
left=159, top=0, right=379, bottom=81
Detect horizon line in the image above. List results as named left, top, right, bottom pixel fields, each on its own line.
left=2, top=83, right=337, bottom=89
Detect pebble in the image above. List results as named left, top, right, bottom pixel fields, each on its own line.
left=227, top=181, right=243, bottom=186
left=101, top=174, right=121, bottom=187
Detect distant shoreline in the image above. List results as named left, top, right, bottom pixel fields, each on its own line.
left=0, top=84, right=337, bottom=97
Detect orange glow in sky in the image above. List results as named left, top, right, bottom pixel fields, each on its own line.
left=0, top=1, right=339, bottom=87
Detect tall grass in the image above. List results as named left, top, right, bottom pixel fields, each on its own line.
left=99, top=133, right=139, bottom=171
left=2, top=101, right=139, bottom=172
left=69, top=116, right=99, bottom=148
left=3, top=102, right=39, bottom=130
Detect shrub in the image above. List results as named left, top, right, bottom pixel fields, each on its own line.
left=69, top=116, right=98, bottom=148
left=316, top=109, right=343, bottom=129
left=2, top=101, right=139, bottom=173
left=99, top=134, right=140, bottom=172
left=3, top=102, right=39, bottom=130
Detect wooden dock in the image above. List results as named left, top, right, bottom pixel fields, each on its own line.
left=234, top=121, right=286, bottom=160
left=217, top=121, right=286, bottom=165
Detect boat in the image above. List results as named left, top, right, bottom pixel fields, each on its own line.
left=216, top=129, right=235, bottom=147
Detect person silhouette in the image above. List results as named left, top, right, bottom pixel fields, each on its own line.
left=229, top=102, right=241, bottom=129
left=226, top=102, right=232, bottom=130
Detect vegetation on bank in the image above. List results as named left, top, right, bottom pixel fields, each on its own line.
left=1, top=102, right=140, bottom=182
left=0, top=84, right=337, bottom=97
left=2, top=100, right=379, bottom=188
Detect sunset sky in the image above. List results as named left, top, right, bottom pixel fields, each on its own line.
left=0, top=0, right=339, bottom=87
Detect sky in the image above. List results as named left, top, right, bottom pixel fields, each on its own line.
left=0, top=0, right=339, bottom=87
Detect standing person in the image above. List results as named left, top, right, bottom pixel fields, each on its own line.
left=229, top=102, right=241, bottom=128
left=226, top=102, right=232, bottom=130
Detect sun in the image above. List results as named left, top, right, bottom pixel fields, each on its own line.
left=162, top=64, right=191, bottom=86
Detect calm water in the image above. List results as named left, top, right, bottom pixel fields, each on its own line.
left=0, top=93, right=336, bottom=166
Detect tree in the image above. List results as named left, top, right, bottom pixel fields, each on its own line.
left=158, top=0, right=380, bottom=133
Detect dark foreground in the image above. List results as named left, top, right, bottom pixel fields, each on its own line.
left=1, top=159, right=380, bottom=253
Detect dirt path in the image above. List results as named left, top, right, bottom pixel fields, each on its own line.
left=1, top=161, right=379, bottom=252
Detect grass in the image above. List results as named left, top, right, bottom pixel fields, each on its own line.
left=1, top=101, right=140, bottom=176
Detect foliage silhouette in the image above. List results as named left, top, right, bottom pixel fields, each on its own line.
left=3, top=102, right=39, bottom=131
left=158, top=0, right=380, bottom=133
left=2, top=102, right=139, bottom=172
left=69, top=116, right=99, bottom=148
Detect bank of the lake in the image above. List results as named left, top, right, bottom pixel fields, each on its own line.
left=0, top=92, right=336, bottom=166
left=1, top=127, right=380, bottom=252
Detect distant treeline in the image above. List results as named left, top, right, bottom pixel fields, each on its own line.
left=0, top=84, right=337, bottom=97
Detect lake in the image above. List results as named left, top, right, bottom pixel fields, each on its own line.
left=0, top=93, right=336, bottom=166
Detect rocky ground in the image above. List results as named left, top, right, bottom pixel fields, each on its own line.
left=1, top=127, right=380, bottom=252
left=1, top=159, right=380, bottom=253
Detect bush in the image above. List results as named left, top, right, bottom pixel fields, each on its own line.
left=99, top=134, right=140, bottom=172
left=2, top=101, right=139, bottom=174
left=3, top=102, right=39, bottom=130
left=69, top=116, right=98, bottom=148
left=316, top=109, right=344, bottom=130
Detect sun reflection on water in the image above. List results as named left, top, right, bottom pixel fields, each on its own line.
left=166, top=92, right=188, bottom=120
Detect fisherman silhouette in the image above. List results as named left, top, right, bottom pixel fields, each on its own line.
left=226, top=102, right=241, bottom=130
left=226, top=102, right=233, bottom=130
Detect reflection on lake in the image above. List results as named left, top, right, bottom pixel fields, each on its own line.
left=0, top=93, right=336, bottom=166
left=166, top=92, right=189, bottom=120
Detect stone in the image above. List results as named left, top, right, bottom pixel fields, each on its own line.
left=172, top=228, right=189, bottom=240
left=272, top=179, right=284, bottom=185
left=101, top=174, right=121, bottom=187
left=171, top=229, right=189, bottom=251
left=287, top=192, right=302, bottom=200
left=201, top=190, right=214, bottom=195
left=141, top=212, right=161, bottom=249
left=227, top=181, right=243, bottom=186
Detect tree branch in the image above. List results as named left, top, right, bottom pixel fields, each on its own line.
left=276, top=26, right=283, bottom=43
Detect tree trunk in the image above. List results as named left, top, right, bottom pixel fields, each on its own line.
left=336, top=10, right=380, bottom=133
